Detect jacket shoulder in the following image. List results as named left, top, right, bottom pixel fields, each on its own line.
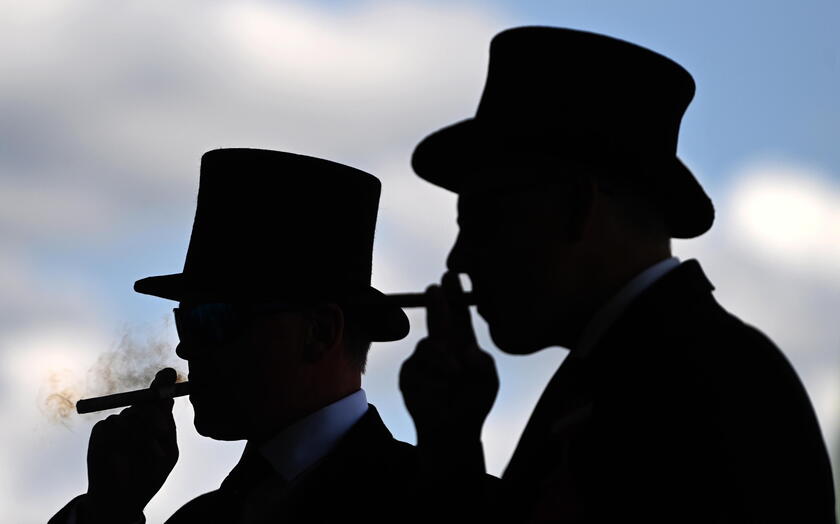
left=164, top=490, right=227, bottom=524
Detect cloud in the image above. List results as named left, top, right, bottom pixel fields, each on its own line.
left=0, top=248, right=110, bottom=333
left=0, top=178, right=119, bottom=244
left=725, top=160, right=840, bottom=284
left=0, top=0, right=503, bottom=247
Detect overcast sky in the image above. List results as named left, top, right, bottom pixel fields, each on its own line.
left=2, top=1, right=838, bottom=522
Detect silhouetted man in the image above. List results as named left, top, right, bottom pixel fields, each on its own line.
left=400, top=27, right=836, bottom=523
left=50, top=148, right=420, bottom=523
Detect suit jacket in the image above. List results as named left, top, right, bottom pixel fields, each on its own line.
left=167, top=404, right=423, bottom=524
left=503, top=260, right=836, bottom=523
left=51, top=405, right=425, bottom=524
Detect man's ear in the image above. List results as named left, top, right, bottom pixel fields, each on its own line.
left=302, top=303, right=345, bottom=362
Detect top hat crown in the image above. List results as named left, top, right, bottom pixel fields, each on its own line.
left=412, top=26, right=714, bottom=238
left=134, top=148, right=409, bottom=342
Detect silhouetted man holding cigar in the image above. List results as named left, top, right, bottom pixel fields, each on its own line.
left=400, top=27, right=836, bottom=523
left=50, top=148, right=420, bottom=523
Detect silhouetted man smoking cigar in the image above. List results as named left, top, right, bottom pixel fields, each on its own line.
left=50, top=148, right=427, bottom=524
left=400, top=27, right=836, bottom=523
left=73, top=293, right=473, bottom=414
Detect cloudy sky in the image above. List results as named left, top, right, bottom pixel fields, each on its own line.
left=2, top=0, right=838, bottom=521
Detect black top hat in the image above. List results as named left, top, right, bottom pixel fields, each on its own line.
left=412, top=26, right=714, bottom=238
left=134, top=148, right=409, bottom=342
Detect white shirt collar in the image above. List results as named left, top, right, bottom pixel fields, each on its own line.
left=256, top=389, right=368, bottom=482
left=575, top=257, right=681, bottom=358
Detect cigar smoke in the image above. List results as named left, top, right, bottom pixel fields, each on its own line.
left=42, top=369, right=83, bottom=427
left=89, top=329, right=186, bottom=393
left=40, top=320, right=185, bottom=423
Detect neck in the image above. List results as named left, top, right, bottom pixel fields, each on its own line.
left=563, top=246, right=672, bottom=352
left=249, top=374, right=361, bottom=443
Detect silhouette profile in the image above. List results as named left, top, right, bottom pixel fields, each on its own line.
left=400, top=26, right=836, bottom=523
left=50, top=149, right=426, bottom=523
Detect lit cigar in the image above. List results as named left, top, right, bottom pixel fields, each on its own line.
left=377, top=292, right=475, bottom=308
left=76, top=382, right=190, bottom=414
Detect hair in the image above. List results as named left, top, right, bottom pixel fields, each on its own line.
left=341, top=307, right=373, bottom=373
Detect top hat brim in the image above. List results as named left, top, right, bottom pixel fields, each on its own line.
left=412, top=118, right=714, bottom=239
left=134, top=274, right=410, bottom=342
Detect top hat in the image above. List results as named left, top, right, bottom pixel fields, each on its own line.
left=134, top=148, right=409, bottom=342
left=412, top=26, right=714, bottom=238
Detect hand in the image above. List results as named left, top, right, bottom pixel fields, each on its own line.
left=400, top=272, right=499, bottom=446
left=82, top=368, right=179, bottom=523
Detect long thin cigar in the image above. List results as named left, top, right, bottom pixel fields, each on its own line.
left=376, top=292, right=475, bottom=308
left=76, top=382, right=190, bottom=414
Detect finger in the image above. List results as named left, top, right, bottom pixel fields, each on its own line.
left=142, top=407, right=176, bottom=438
left=410, top=336, right=446, bottom=358
left=132, top=414, right=178, bottom=461
left=89, top=414, right=132, bottom=459
left=441, top=271, right=477, bottom=346
left=402, top=344, right=460, bottom=381
left=120, top=404, right=174, bottom=452
left=127, top=429, right=177, bottom=470
left=125, top=401, right=176, bottom=441
left=116, top=405, right=177, bottom=457
left=410, top=338, right=459, bottom=370
left=425, top=284, right=452, bottom=339
left=400, top=339, right=460, bottom=388
left=399, top=364, right=457, bottom=397
left=89, top=415, right=118, bottom=447
left=399, top=376, right=455, bottom=400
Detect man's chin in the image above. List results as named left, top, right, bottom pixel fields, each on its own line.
left=489, top=323, right=549, bottom=355
left=192, top=413, right=247, bottom=440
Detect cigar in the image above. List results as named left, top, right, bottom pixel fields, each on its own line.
left=76, top=382, right=190, bottom=414
left=376, top=292, right=476, bottom=308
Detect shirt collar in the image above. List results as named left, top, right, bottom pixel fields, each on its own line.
left=575, top=257, right=681, bottom=358
left=256, top=389, right=368, bottom=482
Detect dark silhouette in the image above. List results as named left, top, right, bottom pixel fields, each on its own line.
left=49, top=148, right=424, bottom=523
left=400, top=26, right=837, bottom=523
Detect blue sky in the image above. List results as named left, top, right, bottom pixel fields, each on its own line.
left=1, top=1, right=838, bottom=521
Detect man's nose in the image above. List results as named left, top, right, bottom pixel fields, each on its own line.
left=446, top=231, right=472, bottom=273
left=175, top=341, right=193, bottom=361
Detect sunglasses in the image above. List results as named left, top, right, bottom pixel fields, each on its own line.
left=173, top=302, right=302, bottom=348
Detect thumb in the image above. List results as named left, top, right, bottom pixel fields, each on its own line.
left=151, top=367, right=178, bottom=387
left=150, top=368, right=177, bottom=412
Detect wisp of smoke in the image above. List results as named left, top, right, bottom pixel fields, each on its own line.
left=40, top=368, right=84, bottom=427
left=86, top=329, right=186, bottom=397
left=41, top=319, right=185, bottom=423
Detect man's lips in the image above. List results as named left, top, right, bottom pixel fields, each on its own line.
left=470, top=284, right=487, bottom=315
left=186, top=376, right=210, bottom=394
